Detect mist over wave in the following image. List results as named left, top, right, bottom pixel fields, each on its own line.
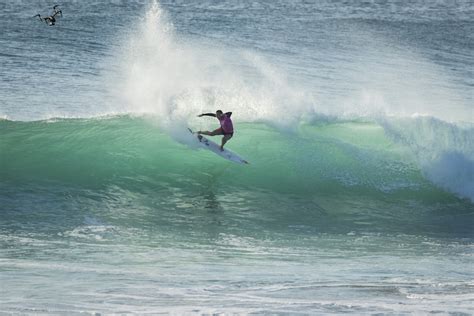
left=105, top=1, right=472, bottom=126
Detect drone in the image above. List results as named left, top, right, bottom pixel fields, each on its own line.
left=34, top=5, right=62, bottom=26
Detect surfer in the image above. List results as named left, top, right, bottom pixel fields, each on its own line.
left=34, top=5, right=62, bottom=26
left=197, top=110, right=234, bottom=151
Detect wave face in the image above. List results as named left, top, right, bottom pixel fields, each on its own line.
left=1, top=115, right=472, bottom=237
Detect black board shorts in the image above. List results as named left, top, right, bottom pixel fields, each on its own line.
left=215, top=127, right=234, bottom=137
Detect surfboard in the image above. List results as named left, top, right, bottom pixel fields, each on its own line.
left=188, top=128, right=249, bottom=164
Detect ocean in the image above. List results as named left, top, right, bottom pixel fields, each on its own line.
left=1, top=0, right=473, bottom=314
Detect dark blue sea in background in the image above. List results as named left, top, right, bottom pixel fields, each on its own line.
left=1, top=0, right=473, bottom=314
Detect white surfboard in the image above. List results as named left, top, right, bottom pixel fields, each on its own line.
left=188, top=129, right=249, bottom=164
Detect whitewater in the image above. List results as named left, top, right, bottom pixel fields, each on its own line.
left=1, top=0, right=473, bottom=314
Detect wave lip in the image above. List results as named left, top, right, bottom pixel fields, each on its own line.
left=380, top=116, right=474, bottom=202
left=423, top=151, right=474, bottom=201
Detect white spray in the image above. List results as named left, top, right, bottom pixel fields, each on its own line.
left=112, top=0, right=313, bottom=135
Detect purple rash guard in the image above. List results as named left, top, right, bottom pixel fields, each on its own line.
left=219, top=113, right=234, bottom=134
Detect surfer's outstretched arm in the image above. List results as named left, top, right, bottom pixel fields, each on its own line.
left=198, top=113, right=216, bottom=117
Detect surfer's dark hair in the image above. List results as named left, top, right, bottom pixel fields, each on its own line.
left=216, top=110, right=223, bottom=114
